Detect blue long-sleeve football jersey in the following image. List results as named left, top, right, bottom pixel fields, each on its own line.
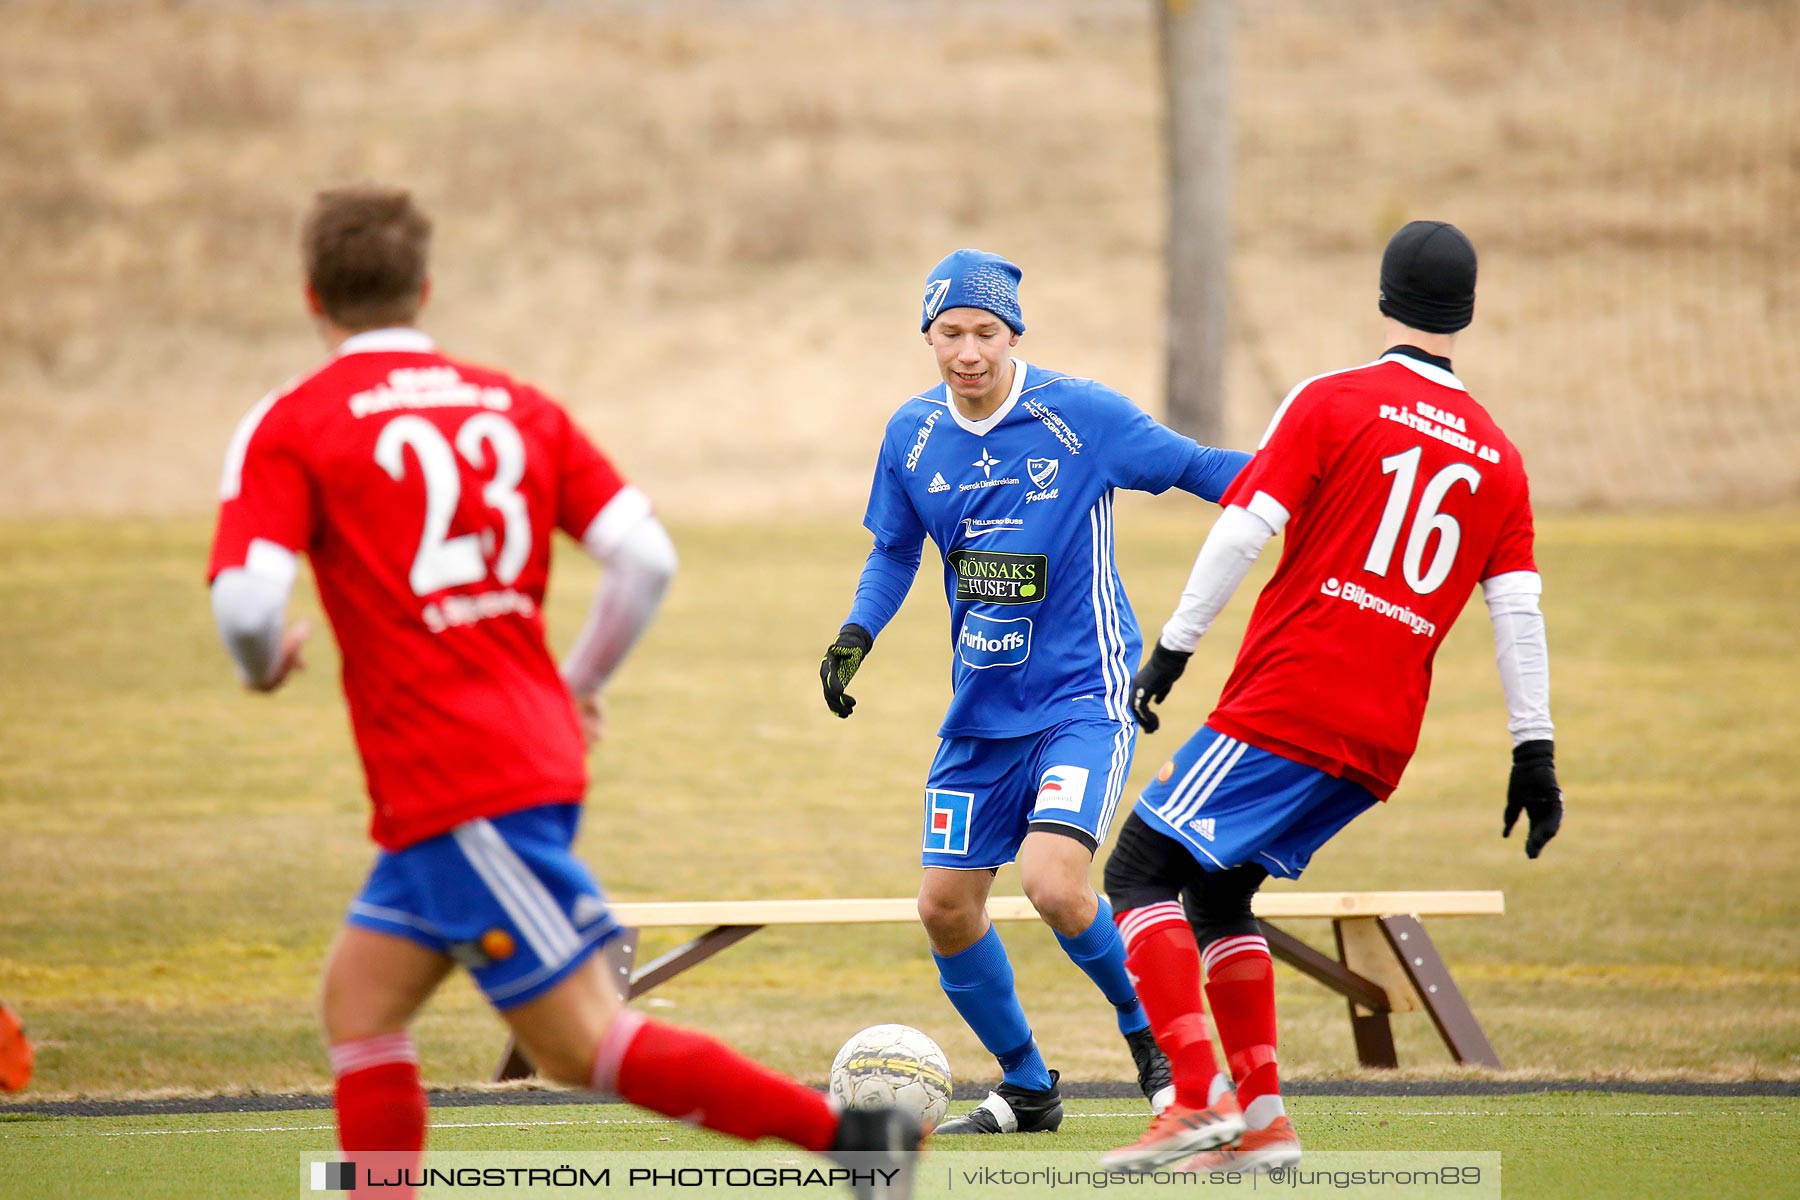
left=849, top=361, right=1249, bottom=739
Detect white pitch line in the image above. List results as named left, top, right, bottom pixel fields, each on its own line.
left=0, top=1117, right=669, bottom=1138
left=6, top=1109, right=1782, bottom=1139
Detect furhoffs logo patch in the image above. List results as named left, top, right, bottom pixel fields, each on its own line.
left=957, top=613, right=1032, bottom=669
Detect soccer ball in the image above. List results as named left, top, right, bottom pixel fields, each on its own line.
left=829, top=1024, right=952, bottom=1131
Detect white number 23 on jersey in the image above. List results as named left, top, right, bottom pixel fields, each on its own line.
left=374, top=413, right=532, bottom=596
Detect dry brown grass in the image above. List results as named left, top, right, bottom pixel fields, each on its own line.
left=1, top=0, right=1795, bottom=517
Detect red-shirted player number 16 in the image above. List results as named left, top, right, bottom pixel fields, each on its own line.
left=375, top=413, right=531, bottom=595
left=1363, top=446, right=1481, bottom=596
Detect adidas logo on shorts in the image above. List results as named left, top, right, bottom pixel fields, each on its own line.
left=1190, top=817, right=1216, bottom=842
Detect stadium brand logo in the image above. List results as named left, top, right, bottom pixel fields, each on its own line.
left=957, top=613, right=1032, bottom=669
left=1035, top=765, right=1089, bottom=814
left=312, top=1161, right=356, bottom=1191
left=905, top=409, right=941, bottom=471
left=1027, top=457, right=1059, bottom=489
left=923, top=278, right=953, bottom=323
left=928, top=472, right=951, bottom=494
left=948, top=550, right=1047, bottom=605
left=1320, top=577, right=1438, bottom=637
left=924, top=789, right=973, bottom=855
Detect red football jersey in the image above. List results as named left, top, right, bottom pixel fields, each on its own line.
left=1210, top=349, right=1536, bottom=800
left=209, top=330, right=629, bottom=849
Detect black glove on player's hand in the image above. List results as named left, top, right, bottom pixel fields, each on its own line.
left=819, top=624, right=873, bottom=719
left=1504, top=739, right=1563, bottom=859
left=1129, top=643, right=1192, bottom=733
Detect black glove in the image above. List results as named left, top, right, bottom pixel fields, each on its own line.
left=1504, top=739, right=1563, bottom=859
left=819, top=624, right=873, bottom=719
left=1129, top=643, right=1192, bottom=733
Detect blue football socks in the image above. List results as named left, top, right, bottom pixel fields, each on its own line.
left=933, top=924, right=1054, bottom=1091
left=1055, top=894, right=1150, bottom=1036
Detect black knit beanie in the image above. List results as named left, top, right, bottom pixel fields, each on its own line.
left=1378, top=221, right=1477, bottom=334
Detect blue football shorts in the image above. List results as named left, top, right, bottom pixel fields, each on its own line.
left=347, top=802, right=622, bottom=1009
left=1134, top=725, right=1379, bottom=879
left=922, top=715, right=1137, bottom=870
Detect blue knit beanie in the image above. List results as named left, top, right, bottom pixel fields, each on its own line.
left=920, top=249, right=1025, bottom=334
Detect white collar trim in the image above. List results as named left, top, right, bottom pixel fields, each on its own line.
left=1381, top=351, right=1465, bottom=392
left=947, top=359, right=1029, bottom=436
left=337, top=328, right=436, bottom=357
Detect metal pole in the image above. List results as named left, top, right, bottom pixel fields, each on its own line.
left=1160, top=0, right=1233, bottom=443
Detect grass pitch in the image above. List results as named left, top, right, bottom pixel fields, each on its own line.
left=3, top=1095, right=1796, bottom=1200
left=2, top=510, right=1797, bottom=1098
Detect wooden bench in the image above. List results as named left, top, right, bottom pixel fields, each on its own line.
left=496, top=891, right=1504, bottom=1081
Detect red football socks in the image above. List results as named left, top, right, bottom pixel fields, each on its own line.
left=1117, top=902, right=1222, bottom=1109
left=592, top=1010, right=837, bottom=1151
left=331, top=1033, right=426, bottom=1197
left=1203, top=934, right=1284, bottom=1129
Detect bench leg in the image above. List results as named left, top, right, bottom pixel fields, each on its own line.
left=1348, top=1008, right=1400, bottom=1069
left=1378, top=915, right=1502, bottom=1069
left=1261, top=920, right=1399, bottom=1069
left=492, top=927, right=643, bottom=1082
left=628, top=925, right=763, bottom=997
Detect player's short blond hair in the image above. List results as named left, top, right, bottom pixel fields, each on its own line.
left=300, top=184, right=432, bottom=330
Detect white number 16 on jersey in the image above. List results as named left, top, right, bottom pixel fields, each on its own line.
left=1364, top=445, right=1481, bottom=596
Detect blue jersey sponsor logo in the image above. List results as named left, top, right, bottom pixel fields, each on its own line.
left=958, top=613, right=1032, bottom=668
left=924, top=789, right=973, bottom=855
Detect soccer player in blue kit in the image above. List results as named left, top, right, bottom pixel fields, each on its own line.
left=819, top=250, right=1250, bottom=1134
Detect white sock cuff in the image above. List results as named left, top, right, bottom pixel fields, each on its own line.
left=1202, top=933, right=1271, bottom=975
left=590, top=1008, right=648, bottom=1095
left=1116, top=901, right=1187, bottom=952
left=329, top=1032, right=417, bottom=1078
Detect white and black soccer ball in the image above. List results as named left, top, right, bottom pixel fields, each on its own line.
left=828, top=1024, right=952, bottom=1131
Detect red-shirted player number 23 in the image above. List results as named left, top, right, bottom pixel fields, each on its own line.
left=1363, top=446, right=1480, bottom=595
left=375, top=413, right=531, bottom=595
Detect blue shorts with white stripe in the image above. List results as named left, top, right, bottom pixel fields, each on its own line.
left=924, top=714, right=1136, bottom=869
left=348, top=802, right=621, bottom=1009
left=1134, top=726, right=1378, bottom=879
